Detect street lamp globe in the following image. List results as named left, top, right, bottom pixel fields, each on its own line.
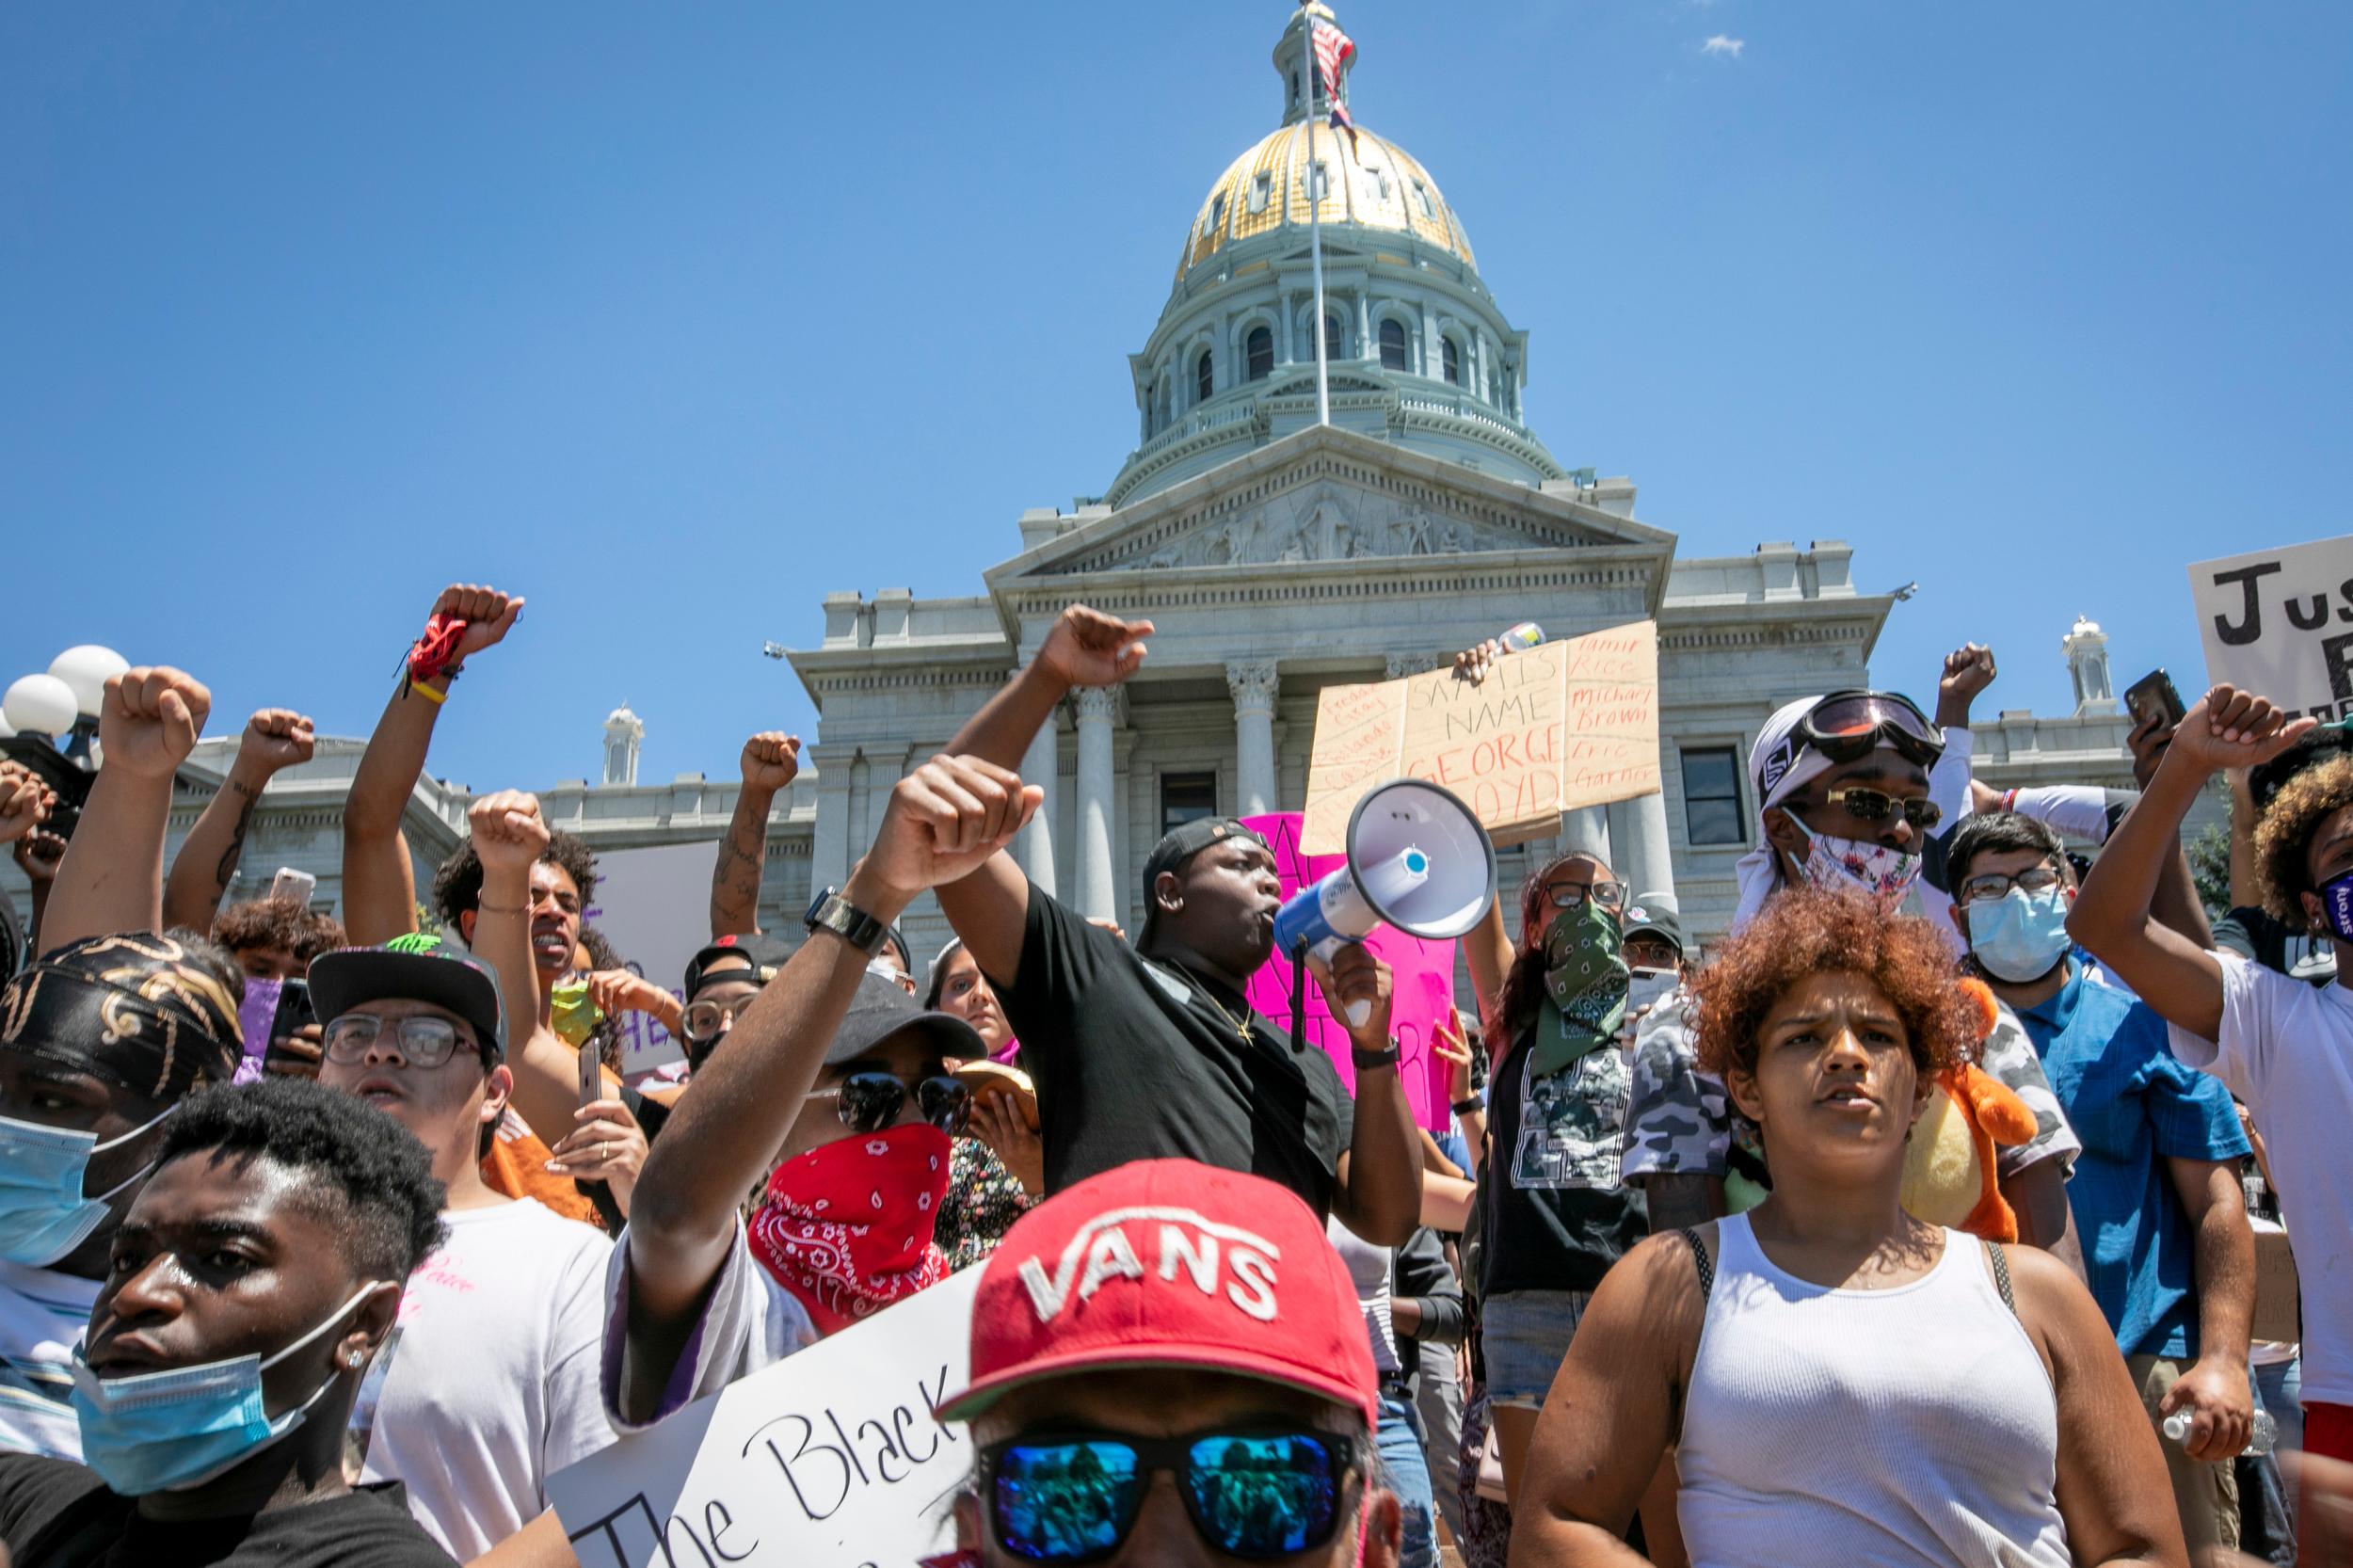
left=2, top=675, right=79, bottom=739
left=47, top=646, right=128, bottom=718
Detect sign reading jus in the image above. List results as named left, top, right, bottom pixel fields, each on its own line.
left=2194, top=535, right=2353, bottom=720
left=1240, top=811, right=1461, bottom=1133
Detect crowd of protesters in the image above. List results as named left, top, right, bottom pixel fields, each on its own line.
left=0, top=583, right=2349, bottom=1568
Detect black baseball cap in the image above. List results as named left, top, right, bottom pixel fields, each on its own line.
left=1140, top=817, right=1273, bottom=936
left=308, top=934, right=507, bottom=1062
left=1621, top=897, right=1686, bottom=959
left=825, top=971, right=985, bottom=1067
left=683, top=932, right=795, bottom=999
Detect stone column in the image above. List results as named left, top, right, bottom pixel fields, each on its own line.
left=1559, top=805, right=1612, bottom=864
left=1073, top=687, right=1122, bottom=923
left=808, top=745, right=856, bottom=893
left=1016, top=708, right=1061, bottom=898
left=1607, top=791, right=1677, bottom=905
left=1226, top=661, right=1281, bottom=818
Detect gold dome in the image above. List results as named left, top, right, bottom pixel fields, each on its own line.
left=1178, top=121, right=1476, bottom=279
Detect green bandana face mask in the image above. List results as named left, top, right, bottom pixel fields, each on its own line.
left=548, top=980, right=603, bottom=1048
left=1532, top=901, right=1629, bottom=1075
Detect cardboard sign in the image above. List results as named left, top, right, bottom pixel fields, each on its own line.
left=1302, top=621, right=1659, bottom=856
left=2192, top=535, right=2353, bottom=720
left=551, top=1268, right=982, bottom=1567
left=582, top=840, right=720, bottom=1077
left=1240, top=812, right=1461, bottom=1133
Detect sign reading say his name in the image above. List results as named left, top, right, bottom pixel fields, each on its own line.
left=549, top=1268, right=981, bottom=1568
left=1302, top=620, right=1660, bottom=856
left=2192, top=535, right=2353, bottom=720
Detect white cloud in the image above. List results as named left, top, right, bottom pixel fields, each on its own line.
left=1701, top=34, right=1745, bottom=58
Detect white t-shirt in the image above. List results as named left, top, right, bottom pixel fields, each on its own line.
left=357, top=1199, right=616, bottom=1559
left=602, top=1217, right=819, bottom=1436
left=1326, top=1218, right=1399, bottom=1376
left=0, top=1261, right=100, bottom=1462
left=2169, top=952, right=2353, bottom=1405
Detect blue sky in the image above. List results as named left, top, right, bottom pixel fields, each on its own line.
left=4, top=2, right=2347, bottom=792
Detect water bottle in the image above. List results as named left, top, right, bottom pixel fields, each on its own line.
left=1498, top=622, right=1545, bottom=651
left=2163, top=1405, right=2277, bottom=1455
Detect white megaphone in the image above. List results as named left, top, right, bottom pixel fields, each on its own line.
left=1273, top=778, right=1500, bottom=1027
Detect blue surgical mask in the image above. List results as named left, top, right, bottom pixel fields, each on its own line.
left=1967, top=888, right=2073, bottom=984
left=0, top=1109, right=174, bottom=1268
left=72, top=1281, right=389, bottom=1495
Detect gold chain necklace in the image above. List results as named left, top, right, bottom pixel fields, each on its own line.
left=1159, top=960, right=1254, bottom=1046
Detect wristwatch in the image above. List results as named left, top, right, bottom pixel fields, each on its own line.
left=804, top=887, right=888, bottom=956
left=1352, top=1040, right=1402, bottom=1072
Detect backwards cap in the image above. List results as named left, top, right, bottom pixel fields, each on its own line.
left=936, top=1159, right=1377, bottom=1432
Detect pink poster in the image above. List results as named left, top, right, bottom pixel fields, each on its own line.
left=1241, top=812, right=1463, bottom=1133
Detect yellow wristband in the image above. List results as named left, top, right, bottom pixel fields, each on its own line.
left=410, top=679, right=448, bottom=706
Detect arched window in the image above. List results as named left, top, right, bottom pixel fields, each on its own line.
left=1196, top=350, right=1214, bottom=404
left=1155, top=377, right=1171, bottom=432
left=1324, top=313, right=1346, bottom=358
left=1378, top=318, right=1408, bottom=371
left=1246, top=326, right=1273, bottom=380
left=1442, top=336, right=1462, bottom=386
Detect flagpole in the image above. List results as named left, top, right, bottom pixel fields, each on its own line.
left=1306, top=15, right=1331, bottom=428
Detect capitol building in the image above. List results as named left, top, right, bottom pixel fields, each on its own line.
left=4, top=6, right=2183, bottom=972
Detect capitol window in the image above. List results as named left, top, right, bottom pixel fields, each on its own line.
left=1249, top=171, right=1272, bottom=215
left=1413, top=179, right=1436, bottom=219
left=1307, top=161, right=1330, bottom=202
left=1160, top=772, right=1218, bottom=836
left=1246, top=327, right=1273, bottom=380
left=1442, top=336, right=1462, bottom=386
left=1196, top=350, right=1214, bottom=403
left=1680, top=747, right=1746, bottom=846
left=1378, top=317, right=1408, bottom=371
left=1324, top=312, right=1346, bottom=358
left=1370, top=167, right=1391, bottom=201
left=1208, top=193, right=1227, bottom=235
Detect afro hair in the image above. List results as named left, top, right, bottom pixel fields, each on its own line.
left=431, top=828, right=599, bottom=932
left=2254, top=752, right=2353, bottom=932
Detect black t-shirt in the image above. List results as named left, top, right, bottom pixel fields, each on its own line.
left=2213, top=904, right=2338, bottom=986
left=0, top=1455, right=454, bottom=1567
left=996, top=883, right=1354, bottom=1219
left=1479, top=1021, right=1647, bottom=1298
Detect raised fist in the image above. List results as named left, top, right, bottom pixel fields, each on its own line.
left=1934, top=643, right=1997, bottom=728
left=1311, top=940, right=1394, bottom=1046
left=1038, top=606, right=1153, bottom=691
left=430, top=584, right=527, bottom=664
left=2169, top=686, right=2314, bottom=775
left=236, top=709, right=315, bottom=776
left=739, top=731, right=802, bottom=793
left=0, top=763, right=50, bottom=845
left=98, top=667, right=212, bottom=780
left=1450, top=640, right=1504, bottom=686
left=861, top=755, right=1041, bottom=901
left=468, top=789, right=550, bottom=874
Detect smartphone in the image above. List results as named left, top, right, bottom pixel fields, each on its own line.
left=260, top=980, right=317, bottom=1075
left=2122, top=669, right=2187, bottom=731
left=1628, top=968, right=1679, bottom=1020
left=578, top=1035, right=607, bottom=1108
left=269, top=867, right=317, bottom=908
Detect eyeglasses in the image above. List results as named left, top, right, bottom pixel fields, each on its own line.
left=1819, top=787, right=1943, bottom=831
left=809, top=1071, right=971, bottom=1136
left=983, top=1427, right=1357, bottom=1564
left=1959, top=865, right=2066, bottom=904
left=321, top=1014, right=475, bottom=1068
left=682, top=998, right=746, bottom=1045
left=1542, top=880, right=1625, bottom=912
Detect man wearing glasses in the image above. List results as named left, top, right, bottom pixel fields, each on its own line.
left=308, top=934, right=616, bottom=1561
left=1947, top=811, right=2255, bottom=1562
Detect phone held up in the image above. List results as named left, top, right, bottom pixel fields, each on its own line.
left=2122, top=668, right=2187, bottom=732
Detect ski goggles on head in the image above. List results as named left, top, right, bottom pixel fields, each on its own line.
left=983, top=1427, right=1358, bottom=1564
left=1759, top=691, right=1944, bottom=795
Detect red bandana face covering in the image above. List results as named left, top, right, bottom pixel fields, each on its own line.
left=748, top=1122, right=952, bottom=1336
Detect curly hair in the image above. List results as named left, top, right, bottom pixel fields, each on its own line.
left=1494, top=851, right=1612, bottom=1041
left=431, top=828, right=599, bottom=931
left=2255, top=753, right=2353, bottom=932
left=215, top=897, right=347, bottom=965
left=1692, top=887, right=1983, bottom=1086
left=159, top=1078, right=448, bottom=1279
left=575, top=924, right=626, bottom=1073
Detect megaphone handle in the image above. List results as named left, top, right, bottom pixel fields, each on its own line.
left=1290, top=941, right=1309, bottom=1053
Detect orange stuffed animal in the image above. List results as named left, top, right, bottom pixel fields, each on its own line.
left=1897, top=977, right=2040, bottom=1241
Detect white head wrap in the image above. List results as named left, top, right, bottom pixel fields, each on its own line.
left=1728, top=695, right=1838, bottom=934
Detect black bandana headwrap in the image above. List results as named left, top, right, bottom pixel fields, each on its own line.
left=0, top=933, right=243, bottom=1101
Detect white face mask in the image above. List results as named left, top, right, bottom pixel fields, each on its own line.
left=1788, top=817, right=1923, bottom=913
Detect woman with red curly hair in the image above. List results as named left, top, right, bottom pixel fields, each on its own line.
left=1510, top=888, right=2185, bottom=1568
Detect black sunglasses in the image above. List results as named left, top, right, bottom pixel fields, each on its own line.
left=811, top=1071, right=970, bottom=1136
left=983, top=1427, right=1358, bottom=1564
left=1820, top=786, right=1942, bottom=831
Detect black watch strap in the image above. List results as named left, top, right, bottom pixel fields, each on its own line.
left=1451, top=1096, right=1482, bottom=1116
left=1352, top=1041, right=1402, bottom=1071
left=804, top=886, right=888, bottom=956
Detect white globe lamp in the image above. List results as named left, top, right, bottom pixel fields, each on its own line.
left=47, top=646, right=127, bottom=718
left=2, top=675, right=79, bottom=740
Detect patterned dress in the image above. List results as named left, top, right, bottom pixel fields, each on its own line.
left=936, top=1136, right=1036, bottom=1272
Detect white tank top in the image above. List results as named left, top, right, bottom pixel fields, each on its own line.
left=1676, top=1214, right=2071, bottom=1568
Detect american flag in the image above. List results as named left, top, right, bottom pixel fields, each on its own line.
left=1311, top=19, right=1358, bottom=150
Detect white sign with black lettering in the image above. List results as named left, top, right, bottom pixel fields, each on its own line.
left=2192, top=535, right=2353, bottom=720
left=550, top=1269, right=981, bottom=1567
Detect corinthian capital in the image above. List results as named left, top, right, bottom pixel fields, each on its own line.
left=1225, top=661, right=1280, bottom=717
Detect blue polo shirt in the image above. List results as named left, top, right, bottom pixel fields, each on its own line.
left=2016, top=965, right=2250, bottom=1359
